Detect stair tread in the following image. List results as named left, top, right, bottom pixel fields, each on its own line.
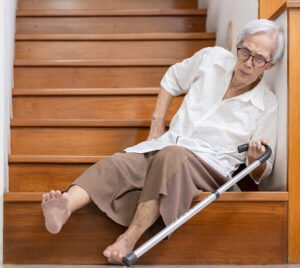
left=16, top=32, right=216, bottom=41
left=9, top=154, right=106, bottom=163
left=17, top=8, right=207, bottom=17
left=11, top=118, right=169, bottom=127
left=14, top=58, right=180, bottom=66
left=4, top=191, right=289, bottom=202
left=13, top=87, right=161, bottom=96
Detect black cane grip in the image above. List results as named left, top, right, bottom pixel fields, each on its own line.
left=237, top=143, right=272, bottom=164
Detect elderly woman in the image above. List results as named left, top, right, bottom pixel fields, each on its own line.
left=41, top=19, right=284, bottom=264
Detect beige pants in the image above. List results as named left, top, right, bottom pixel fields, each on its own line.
left=70, top=145, right=240, bottom=229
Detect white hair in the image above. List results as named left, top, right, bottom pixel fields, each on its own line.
left=237, top=19, right=285, bottom=64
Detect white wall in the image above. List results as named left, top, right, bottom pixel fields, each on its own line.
left=198, top=0, right=288, bottom=191
left=0, top=0, right=17, bottom=262
left=260, top=12, right=287, bottom=191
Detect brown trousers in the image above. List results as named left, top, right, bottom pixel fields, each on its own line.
left=71, top=145, right=240, bottom=228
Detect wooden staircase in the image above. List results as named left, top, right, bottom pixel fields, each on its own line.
left=4, top=0, right=288, bottom=265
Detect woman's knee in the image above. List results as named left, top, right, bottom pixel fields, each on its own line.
left=154, top=146, right=192, bottom=163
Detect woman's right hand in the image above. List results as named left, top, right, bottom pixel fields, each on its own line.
left=147, top=118, right=165, bottom=141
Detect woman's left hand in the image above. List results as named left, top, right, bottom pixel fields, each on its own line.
left=247, top=138, right=268, bottom=164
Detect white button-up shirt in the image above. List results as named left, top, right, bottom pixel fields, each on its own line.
left=125, top=46, right=278, bottom=183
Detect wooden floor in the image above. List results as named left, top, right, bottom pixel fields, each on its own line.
left=1, top=265, right=295, bottom=268
left=2, top=265, right=294, bottom=267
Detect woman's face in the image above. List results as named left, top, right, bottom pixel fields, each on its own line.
left=233, top=33, right=276, bottom=86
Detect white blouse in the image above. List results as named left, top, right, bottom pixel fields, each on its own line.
left=125, top=46, right=278, bottom=183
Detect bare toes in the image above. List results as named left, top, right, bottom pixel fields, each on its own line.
left=50, top=190, right=56, bottom=199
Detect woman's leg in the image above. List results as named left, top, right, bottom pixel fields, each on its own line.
left=103, top=146, right=193, bottom=264
left=103, top=199, right=160, bottom=263
left=42, top=185, right=91, bottom=234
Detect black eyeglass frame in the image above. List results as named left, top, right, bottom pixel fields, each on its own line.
left=236, top=47, right=272, bottom=67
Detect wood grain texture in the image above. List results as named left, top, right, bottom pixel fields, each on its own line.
left=286, top=0, right=300, bottom=8
left=14, top=67, right=168, bottom=88
left=288, top=8, right=300, bottom=264
left=12, top=87, right=161, bottom=96
left=9, top=155, right=106, bottom=164
left=15, top=40, right=215, bottom=61
left=12, top=96, right=183, bottom=120
left=259, top=0, right=286, bottom=19
left=4, top=200, right=287, bottom=264
left=16, top=17, right=206, bottom=34
left=11, top=127, right=149, bottom=155
left=16, top=33, right=216, bottom=41
left=4, top=192, right=289, bottom=202
left=9, top=163, right=91, bottom=192
left=16, top=9, right=206, bottom=17
left=17, top=0, right=199, bottom=11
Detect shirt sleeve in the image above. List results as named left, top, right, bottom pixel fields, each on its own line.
left=248, top=98, right=278, bottom=184
left=160, top=47, right=211, bottom=96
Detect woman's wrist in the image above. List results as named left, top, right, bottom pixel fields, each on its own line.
left=151, top=115, right=165, bottom=122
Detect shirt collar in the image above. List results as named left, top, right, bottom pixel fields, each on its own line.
left=213, top=53, right=266, bottom=111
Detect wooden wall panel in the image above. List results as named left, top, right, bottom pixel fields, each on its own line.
left=288, top=7, right=300, bottom=264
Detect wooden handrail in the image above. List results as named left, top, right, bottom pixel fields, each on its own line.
left=259, top=0, right=287, bottom=20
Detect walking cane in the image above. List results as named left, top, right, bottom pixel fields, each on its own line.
left=122, top=143, right=272, bottom=267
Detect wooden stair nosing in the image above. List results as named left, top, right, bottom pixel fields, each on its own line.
left=16, top=9, right=207, bottom=17
left=4, top=191, right=289, bottom=203
left=9, top=154, right=106, bottom=164
left=14, top=59, right=180, bottom=66
left=10, top=118, right=169, bottom=127
left=12, top=87, right=161, bottom=96
left=15, top=32, right=216, bottom=41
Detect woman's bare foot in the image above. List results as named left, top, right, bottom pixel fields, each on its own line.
left=103, top=233, right=136, bottom=264
left=41, top=190, right=71, bottom=234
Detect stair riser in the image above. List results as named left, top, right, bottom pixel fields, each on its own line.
left=4, top=201, right=287, bottom=264
left=18, top=0, right=198, bottom=10
left=12, top=96, right=183, bottom=120
left=11, top=127, right=149, bottom=155
left=15, top=41, right=214, bottom=60
left=9, top=163, right=91, bottom=192
left=17, top=16, right=205, bottom=34
left=14, top=67, right=168, bottom=88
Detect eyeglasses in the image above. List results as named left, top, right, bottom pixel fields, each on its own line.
left=237, top=47, right=271, bottom=67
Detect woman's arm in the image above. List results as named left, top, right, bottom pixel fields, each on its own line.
left=147, top=87, right=173, bottom=140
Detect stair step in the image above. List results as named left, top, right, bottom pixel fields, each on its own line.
left=4, top=192, right=290, bottom=202
left=15, top=58, right=180, bottom=66
left=4, top=191, right=287, bottom=264
left=14, top=66, right=168, bottom=88
left=17, top=9, right=207, bottom=17
left=17, top=0, right=199, bottom=11
left=16, top=32, right=216, bottom=41
left=10, top=155, right=105, bottom=163
left=11, top=119, right=171, bottom=127
left=12, top=95, right=183, bottom=120
left=11, top=127, right=149, bottom=155
left=15, top=40, right=214, bottom=62
left=17, top=16, right=206, bottom=35
left=13, top=87, right=161, bottom=96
